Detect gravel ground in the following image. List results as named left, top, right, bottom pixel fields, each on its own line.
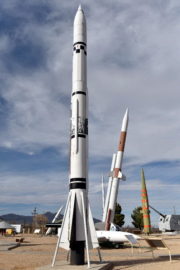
left=0, top=234, right=180, bottom=270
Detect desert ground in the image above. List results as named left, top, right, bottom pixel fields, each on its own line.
left=1, top=234, right=180, bottom=270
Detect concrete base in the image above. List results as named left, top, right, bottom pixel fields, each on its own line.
left=36, top=261, right=113, bottom=270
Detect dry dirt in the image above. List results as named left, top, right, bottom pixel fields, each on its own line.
left=1, top=234, right=180, bottom=270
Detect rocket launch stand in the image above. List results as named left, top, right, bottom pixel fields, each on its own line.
left=52, top=192, right=102, bottom=268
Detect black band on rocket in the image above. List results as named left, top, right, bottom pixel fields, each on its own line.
left=70, top=178, right=86, bottom=182
left=70, top=183, right=86, bottom=189
left=71, top=134, right=86, bottom=139
left=73, top=42, right=86, bottom=47
left=72, top=91, right=86, bottom=96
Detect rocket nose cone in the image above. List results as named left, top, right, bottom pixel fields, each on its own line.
left=74, top=5, right=86, bottom=25
left=124, top=108, right=129, bottom=122
left=121, top=108, right=129, bottom=131
left=78, top=4, right=82, bottom=11
left=125, top=108, right=129, bottom=117
left=73, top=5, right=86, bottom=43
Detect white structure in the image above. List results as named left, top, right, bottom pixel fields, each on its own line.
left=159, top=215, right=180, bottom=232
left=46, top=206, right=63, bottom=235
left=104, top=109, right=129, bottom=230
left=102, top=154, right=116, bottom=223
left=11, top=224, right=22, bottom=234
left=52, top=6, right=100, bottom=267
left=97, top=230, right=140, bottom=246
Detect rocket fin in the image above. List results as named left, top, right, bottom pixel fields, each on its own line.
left=109, top=171, right=126, bottom=180
left=59, top=192, right=76, bottom=250
left=118, top=171, right=126, bottom=180
left=120, top=173, right=126, bottom=180
left=87, top=201, right=99, bottom=249
left=57, top=193, right=99, bottom=250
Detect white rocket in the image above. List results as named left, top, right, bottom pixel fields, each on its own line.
left=46, top=206, right=63, bottom=235
left=104, top=109, right=129, bottom=230
left=52, top=6, right=100, bottom=267
left=102, top=153, right=116, bottom=223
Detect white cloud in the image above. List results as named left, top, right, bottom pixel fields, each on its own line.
left=0, top=171, right=68, bottom=205
left=0, top=1, right=180, bottom=164
left=0, top=1, right=180, bottom=221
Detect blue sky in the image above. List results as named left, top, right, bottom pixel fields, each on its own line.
left=0, top=0, right=180, bottom=227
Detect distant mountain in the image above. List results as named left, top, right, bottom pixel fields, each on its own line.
left=0, top=212, right=101, bottom=225
left=0, top=212, right=58, bottom=225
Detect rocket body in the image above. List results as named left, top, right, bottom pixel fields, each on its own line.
left=141, top=169, right=151, bottom=234
left=105, top=109, right=129, bottom=230
left=69, top=5, right=88, bottom=254
left=71, top=5, right=87, bottom=186
left=69, top=7, right=88, bottom=246
left=102, top=153, right=116, bottom=222
left=53, top=7, right=98, bottom=266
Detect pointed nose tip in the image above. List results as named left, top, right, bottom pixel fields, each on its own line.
left=123, top=108, right=129, bottom=122
left=125, top=108, right=129, bottom=116
left=74, top=5, right=86, bottom=24
left=78, top=4, right=82, bottom=11
left=121, top=108, right=129, bottom=131
left=73, top=5, right=86, bottom=44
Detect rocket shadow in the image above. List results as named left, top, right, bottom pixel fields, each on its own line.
left=111, top=254, right=180, bottom=268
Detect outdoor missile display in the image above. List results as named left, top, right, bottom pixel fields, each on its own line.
left=149, top=205, right=180, bottom=232
left=141, top=168, right=151, bottom=234
left=45, top=206, right=63, bottom=235
left=52, top=6, right=100, bottom=267
left=104, top=109, right=129, bottom=230
left=102, top=153, right=116, bottom=223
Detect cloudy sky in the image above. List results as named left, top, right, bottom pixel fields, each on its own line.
left=0, top=0, right=180, bottom=226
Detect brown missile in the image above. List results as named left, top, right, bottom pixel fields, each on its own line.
left=141, top=168, right=151, bottom=234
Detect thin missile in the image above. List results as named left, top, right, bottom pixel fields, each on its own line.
left=105, top=109, right=129, bottom=230
left=102, top=153, right=116, bottom=223
left=141, top=168, right=151, bottom=234
left=52, top=6, right=100, bottom=267
left=46, top=206, right=63, bottom=235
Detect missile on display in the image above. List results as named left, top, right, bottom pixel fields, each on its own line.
left=46, top=206, right=63, bottom=235
left=52, top=6, right=100, bottom=267
left=102, top=153, right=116, bottom=223
left=141, top=168, right=151, bottom=234
left=105, top=109, right=129, bottom=230
left=97, top=230, right=140, bottom=244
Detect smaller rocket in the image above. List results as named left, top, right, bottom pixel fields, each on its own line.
left=102, top=153, right=116, bottom=223
left=46, top=206, right=63, bottom=235
left=105, top=109, right=129, bottom=230
left=141, top=168, right=151, bottom=234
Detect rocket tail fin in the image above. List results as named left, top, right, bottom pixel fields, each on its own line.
left=86, top=200, right=99, bottom=249
left=59, top=192, right=76, bottom=250
left=120, top=172, right=126, bottom=180
left=109, top=170, right=126, bottom=180
left=58, top=191, right=99, bottom=250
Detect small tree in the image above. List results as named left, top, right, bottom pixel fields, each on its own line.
left=131, top=206, right=143, bottom=230
left=113, top=203, right=125, bottom=227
